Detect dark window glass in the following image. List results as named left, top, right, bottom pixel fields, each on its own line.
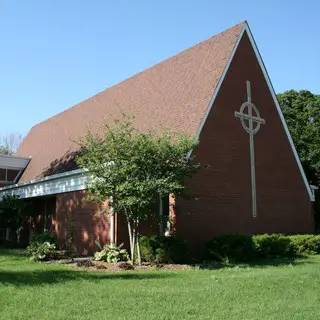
left=0, top=169, right=6, bottom=181
left=6, top=170, right=20, bottom=182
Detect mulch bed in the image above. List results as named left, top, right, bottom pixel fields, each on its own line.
left=69, top=260, right=194, bottom=272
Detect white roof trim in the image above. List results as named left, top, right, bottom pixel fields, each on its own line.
left=0, top=154, right=31, bottom=160
left=0, top=154, right=31, bottom=170
left=194, top=25, right=246, bottom=143
left=0, top=168, right=89, bottom=199
left=244, top=23, right=314, bottom=202
left=194, top=22, right=314, bottom=202
left=0, top=168, right=87, bottom=191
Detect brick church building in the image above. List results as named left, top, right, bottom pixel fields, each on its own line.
left=0, top=21, right=315, bottom=254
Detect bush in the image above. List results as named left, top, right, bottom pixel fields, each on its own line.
left=253, top=234, right=295, bottom=258
left=30, top=231, right=56, bottom=245
left=140, top=236, right=188, bottom=264
left=289, top=235, right=320, bottom=255
left=94, top=243, right=129, bottom=263
left=204, top=234, right=255, bottom=263
left=26, top=242, right=57, bottom=261
left=204, top=233, right=320, bottom=263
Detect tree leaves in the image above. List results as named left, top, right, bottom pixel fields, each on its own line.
left=278, top=90, right=320, bottom=185
left=76, top=116, right=200, bottom=223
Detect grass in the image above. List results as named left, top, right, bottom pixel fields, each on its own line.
left=1, top=250, right=320, bottom=319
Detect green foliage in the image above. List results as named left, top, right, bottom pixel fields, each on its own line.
left=204, top=234, right=256, bottom=263
left=204, top=233, right=320, bottom=262
left=30, top=231, right=56, bottom=245
left=26, top=242, right=57, bottom=261
left=253, top=234, right=295, bottom=258
left=278, top=90, right=320, bottom=228
left=140, top=236, right=188, bottom=263
left=289, top=235, right=320, bottom=255
left=26, top=232, right=57, bottom=261
left=76, top=115, right=200, bottom=263
left=0, top=195, right=35, bottom=229
left=277, top=90, right=320, bottom=185
left=94, top=243, right=129, bottom=263
left=76, top=116, right=200, bottom=224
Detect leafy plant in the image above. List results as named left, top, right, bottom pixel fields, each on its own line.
left=76, top=115, right=200, bottom=264
left=26, top=242, right=57, bottom=261
left=30, top=231, right=56, bottom=245
left=204, top=233, right=320, bottom=263
left=94, top=243, right=129, bottom=263
left=278, top=90, right=320, bottom=227
left=204, top=233, right=256, bottom=263
left=289, top=235, right=320, bottom=255
left=253, top=234, right=295, bottom=258
left=278, top=90, right=320, bottom=186
left=140, top=236, right=188, bottom=263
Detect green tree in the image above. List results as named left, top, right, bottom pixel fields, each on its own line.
left=76, top=118, right=200, bottom=264
left=277, top=90, right=320, bottom=226
left=277, top=90, right=320, bottom=184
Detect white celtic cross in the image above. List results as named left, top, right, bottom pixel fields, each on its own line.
left=235, top=81, right=266, bottom=218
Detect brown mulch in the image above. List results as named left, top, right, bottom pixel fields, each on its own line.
left=71, top=260, right=194, bottom=272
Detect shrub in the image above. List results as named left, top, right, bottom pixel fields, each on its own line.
left=30, top=231, right=56, bottom=246
left=204, top=233, right=320, bottom=263
left=140, top=236, right=188, bottom=264
left=94, top=243, right=129, bottom=263
left=289, top=235, right=320, bottom=255
left=26, top=242, right=57, bottom=261
left=253, top=234, right=296, bottom=258
left=204, top=233, right=255, bottom=263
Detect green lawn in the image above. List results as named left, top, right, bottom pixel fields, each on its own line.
left=1, top=250, right=320, bottom=319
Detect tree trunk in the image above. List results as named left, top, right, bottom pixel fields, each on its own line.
left=159, top=193, right=163, bottom=235
left=127, top=220, right=133, bottom=262
left=16, top=227, right=22, bottom=245
left=131, top=224, right=136, bottom=264
left=136, top=222, right=141, bottom=265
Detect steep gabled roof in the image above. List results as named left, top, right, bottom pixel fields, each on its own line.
left=16, top=22, right=246, bottom=182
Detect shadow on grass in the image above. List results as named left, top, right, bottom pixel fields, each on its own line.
left=0, top=268, right=176, bottom=287
left=199, top=256, right=313, bottom=270
left=0, top=248, right=26, bottom=256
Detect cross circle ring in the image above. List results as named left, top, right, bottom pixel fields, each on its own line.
left=239, top=102, right=262, bottom=135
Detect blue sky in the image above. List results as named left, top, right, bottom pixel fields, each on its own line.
left=0, top=0, right=319, bottom=137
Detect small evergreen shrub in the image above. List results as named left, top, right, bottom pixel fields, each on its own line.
left=289, top=235, right=320, bottom=255
left=204, top=233, right=255, bottom=262
left=140, top=236, right=188, bottom=263
left=253, top=234, right=296, bottom=258
left=94, top=243, right=129, bottom=263
left=26, top=242, right=57, bottom=261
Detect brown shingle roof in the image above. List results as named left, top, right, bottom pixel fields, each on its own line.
left=16, top=21, right=245, bottom=182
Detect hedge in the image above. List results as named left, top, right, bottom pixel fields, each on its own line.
left=140, top=236, right=188, bottom=264
left=204, top=234, right=320, bottom=262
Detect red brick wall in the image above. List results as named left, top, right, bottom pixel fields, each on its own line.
left=55, top=191, right=109, bottom=255
left=175, top=32, right=314, bottom=254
